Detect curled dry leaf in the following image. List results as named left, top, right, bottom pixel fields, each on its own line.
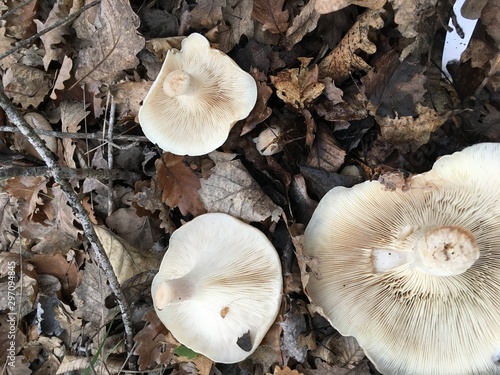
left=242, top=69, right=273, bottom=135
left=271, top=58, right=325, bottom=109
left=0, top=194, right=17, bottom=250
left=319, top=9, right=385, bottom=83
left=34, top=1, right=72, bottom=71
left=284, top=0, right=321, bottom=49
left=50, top=55, right=73, bottom=100
left=199, top=151, right=283, bottom=223
left=0, top=27, right=17, bottom=70
left=94, top=226, right=161, bottom=284
left=252, top=0, right=290, bottom=34
left=155, top=153, right=206, bottom=217
left=60, top=101, right=89, bottom=169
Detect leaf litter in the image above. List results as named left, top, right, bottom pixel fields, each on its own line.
left=0, top=0, right=498, bottom=373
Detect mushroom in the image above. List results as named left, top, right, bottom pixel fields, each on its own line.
left=303, top=143, right=500, bottom=375
left=151, top=213, right=282, bottom=363
left=138, top=33, right=257, bottom=156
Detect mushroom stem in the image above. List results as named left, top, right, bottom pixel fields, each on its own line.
left=414, top=225, right=479, bottom=276
left=154, top=277, right=197, bottom=310
left=163, top=70, right=197, bottom=97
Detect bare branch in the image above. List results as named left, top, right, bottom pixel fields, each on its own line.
left=0, top=166, right=140, bottom=180
left=0, top=86, right=135, bottom=355
left=0, top=126, right=149, bottom=143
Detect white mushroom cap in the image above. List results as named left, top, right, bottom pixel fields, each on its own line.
left=303, top=143, right=500, bottom=375
left=151, top=213, right=282, bottom=363
left=138, top=33, right=257, bottom=156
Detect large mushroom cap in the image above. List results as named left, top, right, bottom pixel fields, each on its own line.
left=138, top=33, right=257, bottom=156
left=303, top=143, right=500, bottom=375
left=151, top=213, right=282, bottom=363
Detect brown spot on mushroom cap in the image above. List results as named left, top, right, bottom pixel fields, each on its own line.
left=151, top=213, right=282, bottom=363
left=139, top=33, right=257, bottom=156
left=303, top=143, right=500, bottom=375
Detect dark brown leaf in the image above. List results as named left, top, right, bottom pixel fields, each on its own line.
left=252, top=0, right=290, bottom=34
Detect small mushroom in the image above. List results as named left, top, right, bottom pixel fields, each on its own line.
left=303, top=143, right=500, bottom=375
left=138, top=33, right=257, bottom=156
left=253, top=125, right=283, bottom=155
left=151, top=213, right=282, bottom=363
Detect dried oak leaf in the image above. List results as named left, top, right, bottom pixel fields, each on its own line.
left=252, top=0, right=290, bottom=34
left=271, top=58, right=325, bottom=109
left=156, top=153, right=206, bottom=217
left=189, top=0, right=226, bottom=29
left=4, top=0, right=37, bottom=39
left=73, top=0, right=145, bottom=86
left=0, top=193, right=18, bottom=249
left=71, top=259, right=114, bottom=332
left=284, top=0, right=321, bottom=49
left=134, top=310, right=175, bottom=370
left=34, top=1, right=72, bottom=71
left=106, top=206, right=163, bottom=251
left=389, top=0, right=436, bottom=39
left=199, top=151, right=283, bottom=223
left=3, top=176, right=48, bottom=219
left=0, top=26, right=17, bottom=70
left=307, top=124, right=346, bottom=173
left=318, top=9, right=385, bottom=83
left=94, top=225, right=161, bottom=284
left=374, top=103, right=450, bottom=153
left=221, top=0, right=254, bottom=51
left=2, top=63, right=50, bottom=109
left=50, top=55, right=73, bottom=100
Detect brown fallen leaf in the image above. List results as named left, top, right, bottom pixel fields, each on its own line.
left=199, top=151, right=283, bottom=223
left=0, top=26, right=18, bottom=70
left=60, top=100, right=89, bottom=169
left=221, top=0, right=254, bottom=51
left=313, top=335, right=365, bottom=368
left=34, top=1, right=72, bottom=71
left=156, top=153, right=206, bottom=217
left=3, top=176, right=48, bottom=220
left=272, top=365, right=304, bottom=375
left=306, top=124, right=346, bottom=173
left=284, top=0, right=321, bottom=49
left=2, top=63, right=51, bottom=109
left=271, top=58, right=325, bottom=109
left=50, top=55, right=73, bottom=100
left=29, top=253, right=80, bottom=298
left=242, top=69, right=273, bottom=135
left=252, top=0, right=290, bottom=34
left=134, top=310, right=175, bottom=370
left=72, top=0, right=145, bottom=87
left=3, top=0, right=37, bottom=39
left=189, top=0, right=226, bottom=29
left=15, top=113, right=58, bottom=160
left=110, top=80, right=152, bottom=121
left=94, top=226, right=161, bottom=284
left=318, top=9, right=385, bottom=83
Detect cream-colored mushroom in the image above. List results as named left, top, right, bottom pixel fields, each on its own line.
left=303, top=143, right=500, bottom=375
left=151, top=213, right=282, bottom=363
left=138, top=33, right=257, bottom=156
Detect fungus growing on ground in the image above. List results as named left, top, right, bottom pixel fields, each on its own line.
left=138, top=33, right=257, bottom=156
left=151, top=213, right=282, bottom=363
left=303, top=143, right=500, bottom=375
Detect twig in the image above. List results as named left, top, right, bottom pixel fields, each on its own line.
left=107, top=94, right=115, bottom=216
left=0, top=0, right=35, bottom=21
left=0, top=87, right=135, bottom=355
left=0, top=126, right=149, bottom=142
left=0, top=0, right=100, bottom=61
left=0, top=166, right=140, bottom=180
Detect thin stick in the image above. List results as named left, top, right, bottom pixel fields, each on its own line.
left=107, top=94, right=115, bottom=216
left=0, top=86, right=135, bottom=354
left=0, top=0, right=100, bottom=61
left=0, top=166, right=140, bottom=180
left=0, top=126, right=149, bottom=142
